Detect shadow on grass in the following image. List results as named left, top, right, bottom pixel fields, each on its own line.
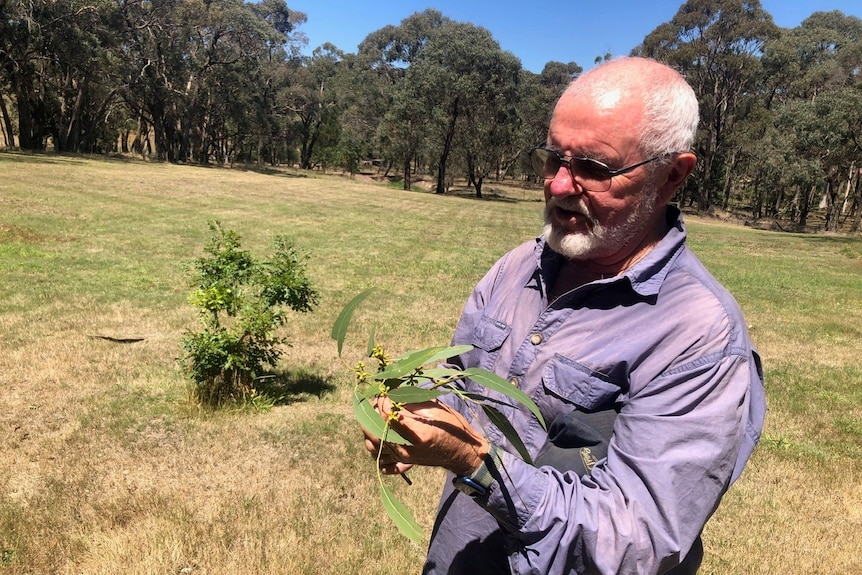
left=0, top=150, right=93, bottom=165
left=256, top=367, right=337, bottom=405
left=233, top=164, right=309, bottom=178
left=386, top=180, right=543, bottom=204
left=801, top=234, right=862, bottom=246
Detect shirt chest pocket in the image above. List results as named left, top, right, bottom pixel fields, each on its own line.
left=542, top=354, right=625, bottom=411
left=467, top=315, right=511, bottom=373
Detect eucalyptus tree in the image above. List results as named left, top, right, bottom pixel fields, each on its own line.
left=770, top=86, right=862, bottom=231
left=113, top=0, right=302, bottom=163
left=457, top=49, right=522, bottom=198
left=539, top=61, right=582, bottom=93
left=358, top=9, right=449, bottom=185
left=43, top=0, right=121, bottom=153
left=113, top=0, right=193, bottom=161
left=404, top=22, right=522, bottom=195
left=635, top=0, right=779, bottom=211
left=761, top=11, right=862, bottom=230
left=358, top=9, right=449, bottom=72
left=279, top=43, right=346, bottom=169
left=322, top=53, right=378, bottom=175
left=0, top=0, right=120, bottom=152
left=376, top=80, right=428, bottom=189
left=0, top=0, right=62, bottom=149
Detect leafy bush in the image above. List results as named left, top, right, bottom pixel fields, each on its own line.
left=181, top=221, right=318, bottom=407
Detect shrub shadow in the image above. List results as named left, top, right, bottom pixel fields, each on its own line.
left=256, top=367, right=337, bottom=405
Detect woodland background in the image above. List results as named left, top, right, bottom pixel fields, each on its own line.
left=1, top=0, right=861, bottom=232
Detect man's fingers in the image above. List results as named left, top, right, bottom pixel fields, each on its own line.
left=380, top=461, right=413, bottom=475
left=364, top=437, right=378, bottom=456
left=365, top=435, right=402, bottom=465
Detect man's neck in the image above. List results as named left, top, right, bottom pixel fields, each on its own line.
left=547, top=217, right=669, bottom=302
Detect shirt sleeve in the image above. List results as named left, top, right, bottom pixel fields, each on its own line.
left=477, top=350, right=755, bottom=575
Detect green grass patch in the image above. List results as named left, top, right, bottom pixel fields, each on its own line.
left=1, top=151, right=861, bottom=574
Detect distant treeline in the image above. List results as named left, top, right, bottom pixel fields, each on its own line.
left=1, top=0, right=860, bottom=231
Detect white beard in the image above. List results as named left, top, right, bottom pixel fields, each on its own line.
left=542, top=185, right=659, bottom=260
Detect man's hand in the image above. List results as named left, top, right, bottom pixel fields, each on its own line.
left=363, top=397, right=489, bottom=477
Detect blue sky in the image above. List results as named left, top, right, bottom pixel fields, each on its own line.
left=288, top=0, right=862, bottom=73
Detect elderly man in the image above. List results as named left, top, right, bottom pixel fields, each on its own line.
left=368, top=56, right=765, bottom=575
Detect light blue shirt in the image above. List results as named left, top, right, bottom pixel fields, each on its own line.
left=425, top=207, right=766, bottom=575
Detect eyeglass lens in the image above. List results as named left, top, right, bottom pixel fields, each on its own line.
left=531, top=149, right=613, bottom=191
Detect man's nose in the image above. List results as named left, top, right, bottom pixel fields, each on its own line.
left=547, top=164, right=583, bottom=197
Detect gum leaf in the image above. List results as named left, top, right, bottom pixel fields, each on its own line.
left=331, top=288, right=375, bottom=357
left=463, top=367, right=546, bottom=430
left=352, top=391, right=410, bottom=445
left=380, top=482, right=423, bottom=543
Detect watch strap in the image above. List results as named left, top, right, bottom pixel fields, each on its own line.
left=453, top=442, right=503, bottom=497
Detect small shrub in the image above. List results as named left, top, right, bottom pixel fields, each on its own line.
left=181, top=221, right=318, bottom=407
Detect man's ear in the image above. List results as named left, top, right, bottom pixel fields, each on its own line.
left=656, top=152, right=696, bottom=205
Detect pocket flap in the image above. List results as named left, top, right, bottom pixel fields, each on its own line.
left=472, top=315, right=511, bottom=352
left=542, top=355, right=623, bottom=410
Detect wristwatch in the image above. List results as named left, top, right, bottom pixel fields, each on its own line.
left=452, top=443, right=502, bottom=497
left=453, top=475, right=490, bottom=497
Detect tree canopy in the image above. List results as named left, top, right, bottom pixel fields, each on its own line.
left=1, top=0, right=860, bottom=232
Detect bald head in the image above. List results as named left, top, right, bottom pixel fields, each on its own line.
left=560, top=57, right=699, bottom=156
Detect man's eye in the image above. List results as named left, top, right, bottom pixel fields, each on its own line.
left=574, top=159, right=610, bottom=180
left=547, top=156, right=563, bottom=170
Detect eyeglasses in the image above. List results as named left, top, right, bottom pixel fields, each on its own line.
left=529, top=146, right=671, bottom=192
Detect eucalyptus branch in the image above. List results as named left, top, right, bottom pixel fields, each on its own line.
left=332, top=290, right=546, bottom=542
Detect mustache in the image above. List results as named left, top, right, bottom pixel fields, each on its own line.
left=545, top=196, right=593, bottom=220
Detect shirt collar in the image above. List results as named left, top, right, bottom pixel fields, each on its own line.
left=532, top=206, right=687, bottom=298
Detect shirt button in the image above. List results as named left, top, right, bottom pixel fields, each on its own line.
left=509, top=377, right=520, bottom=388
left=530, top=333, right=543, bottom=345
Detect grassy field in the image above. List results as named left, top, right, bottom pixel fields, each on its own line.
left=1, top=152, right=861, bottom=574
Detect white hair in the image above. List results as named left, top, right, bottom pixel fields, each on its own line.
left=562, top=57, right=699, bottom=157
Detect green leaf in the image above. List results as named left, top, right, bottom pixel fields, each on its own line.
left=389, top=344, right=472, bottom=367
left=331, top=288, right=375, bottom=357
left=386, top=386, right=446, bottom=404
left=412, top=367, right=468, bottom=383
left=352, top=391, right=411, bottom=445
left=366, top=326, right=376, bottom=357
left=463, top=367, right=546, bottom=430
left=482, top=404, right=534, bottom=465
left=379, top=482, right=423, bottom=543
left=360, top=378, right=407, bottom=400
left=374, top=345, right=473, bottom=380
left=410, top=344, right=473, bottom=366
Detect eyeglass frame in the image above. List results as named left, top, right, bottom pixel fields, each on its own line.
left=529, top=145, right=675, bottom=192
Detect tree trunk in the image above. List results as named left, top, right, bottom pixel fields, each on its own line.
left=0, top=95, right=14, bottom=148
left=751, top=176, right=762, bottom=220
left=435, top=98, right=459, bottom=195
left=402, top=157, right=412, bottom=191
left=796, top=184, right=814, bottom=230
left=60, top=72, right=90, bottom=153
left=849, top=175, right=862, bottom=234
left=721, top=149, right=736, bottom=211
left=677, top=181, right=689, bottom=210
left=466, top=154, right=483, bottom=198
left=15, top=83, right=46, bottom=151
left=838, top=163, right=856, bottom=227
left=825, top=179, right=842, bottom=233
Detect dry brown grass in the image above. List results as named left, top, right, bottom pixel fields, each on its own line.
left=1, top=152, right=861, bottom=574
